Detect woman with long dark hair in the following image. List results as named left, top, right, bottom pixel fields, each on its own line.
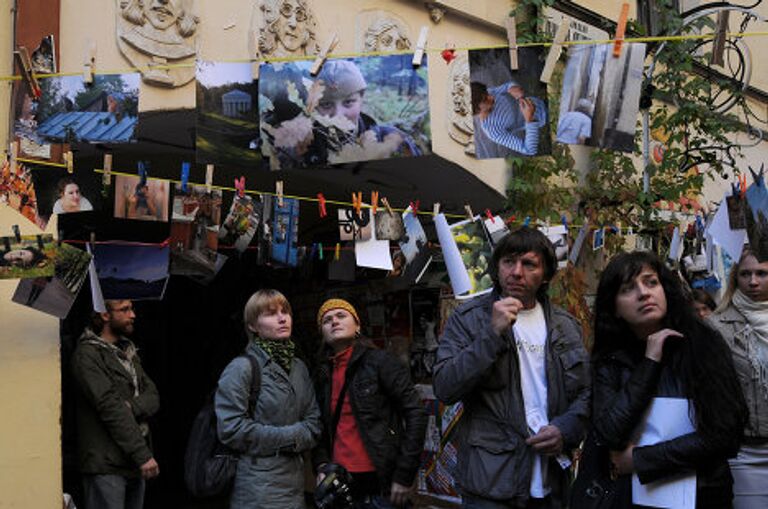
left=710, top=249, right=768, bottom=509
left=584, top=251, right=747, bottom=508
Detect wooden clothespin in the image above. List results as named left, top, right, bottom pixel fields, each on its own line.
left=12, top=224, right=21, bottom=243
left=433, top=202, right=441, bottom=217
left=317, top=192, right=327, bottom=218
left=276, top=180, right=284, bottom=207
left=247, top=29, right=261, bottom=80
left=382, top=197, right=394, bottom=217
left=9, top=141, right=19, bottom=174
left=83, top=39, right=97, bottom=85
left=180, top=162, right=190, bottom=193
left=64, top=150, right=74, bottom=174
left=15, top=47, right=41, bottom=98
left=90, top=231, right=96, bottom=245
left=464, top=203, right=474, bottom=220
left=711, top=10, right=730, bottom=66
left=412, top=26, right=429, bottom=68
left=613, top=3, right=630, bottom=58
left=205, top=164, right=214, bottom=194
left=335, top=243, right=341, bottom=261
left=234, top=176, right=246, bottom=198
left=541, top=17, right=569, bottom=83
left=352, top=192, right=363, bottom=218
left=505, top=16, right=519, bottom=71
left=371, top=191, right=379, bottom=215
left=102, top=153, right=112, bottom=187
left=310, top=33, right=340, bottom=77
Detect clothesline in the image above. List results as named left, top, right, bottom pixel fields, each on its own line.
left=3, top=30, right=768, bottom=81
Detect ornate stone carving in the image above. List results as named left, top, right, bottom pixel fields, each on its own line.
left=255, top=0, right=319, bottom=58
left=116, top=0, right=199, bottom=88
left=446, top=54, right=475, bottom=154
left=355, top=11, right=412, bottom=53
left=425, top=3, right=446, bottom=24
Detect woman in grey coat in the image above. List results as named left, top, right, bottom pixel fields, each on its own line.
left=215, top=289, right=321, bottom=509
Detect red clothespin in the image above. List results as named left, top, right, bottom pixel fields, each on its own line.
left=371, top=191, right=379, bottom=215
left=317, top=193, right=327, bottom=218
left=441, top=45, right=456, bottom=64
left=485, top=209, right=495, bottom=223
left=352, top=192, right=363, bottom=218
left=234, top=176, right=246, bottom=198
left=613, top=3, right=630, bottom=58
left=739, top=174, right=747, bottom=197
left=409, top=200, right=420, bottom=216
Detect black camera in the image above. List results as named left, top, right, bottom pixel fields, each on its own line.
left=314, top=463, right=354, bottom=509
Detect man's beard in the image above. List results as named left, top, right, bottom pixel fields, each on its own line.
left=110, top=320, right=134, bottom=337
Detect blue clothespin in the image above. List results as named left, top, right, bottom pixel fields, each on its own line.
left=561, top=215, right=568, bottom=235
left=695, top=215, right=705, bottom=233
left=523, top=216, right=531, bottom=227
left=138, top=161, right=148, bottom=187
left=318, top=242, right=324, bottom=261
left=181, top=162, right=190, bottom=193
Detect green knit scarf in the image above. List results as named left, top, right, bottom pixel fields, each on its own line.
left=255, top=337, right=295, bottom=373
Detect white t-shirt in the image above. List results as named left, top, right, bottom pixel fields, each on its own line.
left=513, top=302, right=550, bottom=498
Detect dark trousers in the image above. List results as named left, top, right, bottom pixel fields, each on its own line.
left=82, top=474, right=145, bottom=509
left=463, top=493, right=559, bottom=509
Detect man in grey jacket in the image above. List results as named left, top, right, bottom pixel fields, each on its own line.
left=433, top=228, right=590, bottom=508
left=71, top=299, right=159, bottom=509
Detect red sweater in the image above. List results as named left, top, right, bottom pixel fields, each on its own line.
left=331, top=346, right=376, bottom=473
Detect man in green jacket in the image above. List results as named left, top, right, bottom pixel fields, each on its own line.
left=71, top=299, right=160, bottom=509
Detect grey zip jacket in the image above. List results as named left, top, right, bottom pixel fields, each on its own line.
left=433, top=292, right=591, bottom=505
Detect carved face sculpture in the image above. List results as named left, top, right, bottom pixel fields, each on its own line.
left=365, top=20, right=410, bottom=52
left=265, top=0, right=308, bottom=52
left=143, top=0, right=182, bottom=31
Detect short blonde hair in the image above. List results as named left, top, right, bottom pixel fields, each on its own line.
left=244, top=289, right=292, bottom=330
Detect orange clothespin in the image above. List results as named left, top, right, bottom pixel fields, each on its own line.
left=102, top=153, right=112, bottom=186
left=15, top=47, right=41, bottom=98
left=485, top=209, right=495, bottom=223
left=317, top=193, right=327, bottom=218
left=409, top=200, right=420, bottom=215
left=505, top=16, right=519, bottom=71
left=352, top=192, right=363, bottom=218
left=739, top=174, right=748, bottom=198
left=382, top=197, right=394, bottom=217
left=234, top=176, right=246, bottom=198
left=371, top=191, right=379, bottom=215
left=613, top=3, right=630, bottom=58
left=64, top=151, right=74, bottom=174
left=505, top=215, right=517, bottom=225
left=276, top=180, right=284, bottom=208
left=335, top=243, right=341, bottom=261
left=310, top=33, right=340, bottom=76
left=205, top=164, right=214, bottom=194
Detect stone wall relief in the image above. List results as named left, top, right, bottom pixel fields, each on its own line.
left=253, top=0, right=319, bottom=59
left=355, top=10, right=412, bottom=54
left=446, top=53, right=475, bottom=155
left=116, top=0, right=199, bottom=88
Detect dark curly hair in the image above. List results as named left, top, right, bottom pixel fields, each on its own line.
left=594, top=251, right=747, bottom=441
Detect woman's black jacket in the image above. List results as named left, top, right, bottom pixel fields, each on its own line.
left=591, top=348, right=742, bottom=508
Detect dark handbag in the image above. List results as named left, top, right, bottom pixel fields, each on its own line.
left=570, top=431, right=630, bottom=509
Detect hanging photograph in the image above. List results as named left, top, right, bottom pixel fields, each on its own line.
left=398, top=208, right=432, bottom=284
left=113, top=174, right=170, bottom=222
left=12, top=243, right=91, bottom=318
left=170, top=183, right=223, bottom=276
left=218, top=193, right=263, bottom=253
left=0, top=160, right=46, bottom=229
left=339, top=208, right=373, bottom=241
left=259, top=54, right=431, bottom=169
left=92, top=243, right=170, bottom=300
left=375, top=210, right=405, bottom=241
left=539, top=224, right=569, bottom=268
left=436, top=214, right=493, bottom=299
left=196, top=61, right=263, bottom=168
left=557, top=43, right=647, bottom=152
left=271, top=198, right=300, bottom=266
left=0, top=234, right=57, bottom=280
left=13, top=73, right=140, bottom=161
left=468, top=47, right=550, bottom=159
left=30, top=164, right=101, bottom=228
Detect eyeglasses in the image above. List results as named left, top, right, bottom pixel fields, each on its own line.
left=110, top=305, right=134, bottom=314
